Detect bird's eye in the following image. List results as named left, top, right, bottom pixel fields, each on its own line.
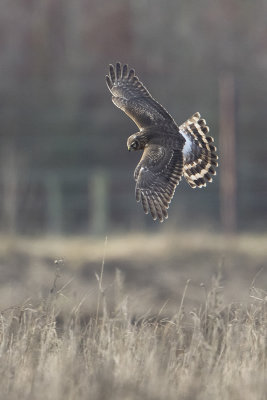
left=131, top=140, right=138, bottom=149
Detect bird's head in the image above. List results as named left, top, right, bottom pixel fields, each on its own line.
left=127, top=134, right=146, bottom=151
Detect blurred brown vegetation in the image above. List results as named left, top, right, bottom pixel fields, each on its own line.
left=0, top=232, right=266, bottom=314
left=0, top=0, right=267, bottom=234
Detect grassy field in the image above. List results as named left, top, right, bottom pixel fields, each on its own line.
left=0, top=231, right=266, bottom=399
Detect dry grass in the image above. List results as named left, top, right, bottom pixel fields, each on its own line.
left=0, top=231, right=267, bottom=399
left=0, top=270, right=266, bottom=400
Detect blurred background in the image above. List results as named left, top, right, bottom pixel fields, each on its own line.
left=0, top=0, right=267, bottom=312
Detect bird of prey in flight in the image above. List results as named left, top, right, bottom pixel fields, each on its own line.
left=106, top=62, right=218, bottom=222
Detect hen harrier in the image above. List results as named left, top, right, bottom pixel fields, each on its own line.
left=106, top=62, right=218, bottom=222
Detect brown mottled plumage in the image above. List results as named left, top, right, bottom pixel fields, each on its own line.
left=106, top=62, right=218, bottom=222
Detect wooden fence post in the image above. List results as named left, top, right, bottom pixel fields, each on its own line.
left=45, top=175, right=63, bottom=234
left=219, top=73, right=237, bottom=234
left=89, top=169, right=108, bottom=235
left=1, top=141, right=18, bottom=236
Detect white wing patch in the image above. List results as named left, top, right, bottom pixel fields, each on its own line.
left=180, top=131, right=193, bottom=157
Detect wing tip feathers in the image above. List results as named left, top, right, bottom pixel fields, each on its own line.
left=105, top=75, right=112, bottom=90
left=106, top=62, right=136, bottom=90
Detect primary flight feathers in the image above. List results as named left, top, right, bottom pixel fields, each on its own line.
left=106, top=62, right=218, bottom=222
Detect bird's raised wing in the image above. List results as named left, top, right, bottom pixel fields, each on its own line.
left=106, top=62, right=177, bottom=130
left=179, top=113, right=218, bottom=188
left=134, top=144, right=184, bottom=222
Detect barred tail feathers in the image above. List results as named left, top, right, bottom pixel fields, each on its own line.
left=180, top=113, right=218, bottom=188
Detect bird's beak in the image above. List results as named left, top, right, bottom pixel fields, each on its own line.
left=128, top=146, right=131, bottom=152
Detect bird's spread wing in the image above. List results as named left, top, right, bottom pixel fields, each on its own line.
left=179, top=113, right=218, bottom=188
left=134, top=144, right=184, bottom=222
left=106, top=62, right=177, bottom=130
